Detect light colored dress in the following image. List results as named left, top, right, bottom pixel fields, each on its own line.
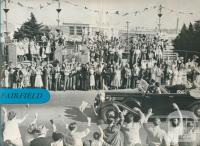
left=3, top=119, right=23, bottom=146
left=177, top=70, right=183, bottom=85
left=4, top=69, right=10, bottom=88
left=111, top=69, right=121, bottom=88
left=89, top=69, right=95, bottom=87
left=30, top=41, right=37, bottom=55
left=45, top=41, right=51, bottom=54
left=34, top=69, right=43, bottom=87
left=172, top=69, right=178, bottom=85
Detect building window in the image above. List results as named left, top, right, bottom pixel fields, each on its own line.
left=76, top=26, right=82, bottom=35
left=69, top=26, right=75, bottom=35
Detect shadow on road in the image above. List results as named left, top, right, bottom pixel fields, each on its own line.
left=64, top=106, right=97, bottom=123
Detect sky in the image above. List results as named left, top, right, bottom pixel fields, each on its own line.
left=1, top=0, right=200, bottom=32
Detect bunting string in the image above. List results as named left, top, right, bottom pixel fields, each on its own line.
left=1, top=0, right=200, bottom=16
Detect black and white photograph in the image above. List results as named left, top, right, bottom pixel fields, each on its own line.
left=0, top=0, right=200, bottom=145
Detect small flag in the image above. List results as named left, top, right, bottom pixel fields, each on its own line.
left=122, top=12, right=128, bottom=16
left=115, top=11, right=119, bottom=15
left=79, top=101, right=90, bottom=112
left=17, top=2, right=24, bottom=7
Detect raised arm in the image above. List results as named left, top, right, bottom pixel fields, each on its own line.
left=113, top=104, right=124, bottom=125
left=98, top=125, right=111, bottom=146
left=172, top=103, right=183, bottom=127
left=143, top=108, right=154, bottom=134
left=145, top=108, right=153, bottom=122
left=133, top=107, right=145, bottom=124
left=2, top=107, right=8, bottom=123
left=17, top=114, right=29, bottom=124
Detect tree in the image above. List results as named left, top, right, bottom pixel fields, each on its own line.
left=173, top=22, right=200, bottom=61
left=13, top=13, right=44, bottom=41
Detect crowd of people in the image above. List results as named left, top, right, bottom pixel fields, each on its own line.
left=1, top=101, right=200, bottom=146
left=1, top=31, right=200, bottom=91
left=14, top=32, right=65, bottom=62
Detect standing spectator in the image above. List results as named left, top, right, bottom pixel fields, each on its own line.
left=63, top=64, right=70, bottom=91
left=144, top=108, right=168, bottom=146
left=111, top=65, right=121, bottom=89
left=91, top=125, right=110, bottom=146
left=65, top=117, right=91, bottom=146
left=42, top=65, right=49, bottom=89
left=172, top=67, right=178, bottom=85
left=89, top=65, right=95, bottom=90
left=103, top=104, right=124, bottom=146
left=2, top=107, right=28, bottom=146
left=134, top=46, right=141, bottom=64
left=131, top=64, right=140, bottom=88
left=95, top=64, right=103, bottom=90
left=34, top=66, right=43, bottom=88
left=121, top=107, right=145, bottom=146
left=30, top=125, right=51, bottom=146
left=166, top=103, right=183, bottom=146
left=155, top=65, right=163, bottom=85
left=4, top=65, right=10, bottom=88
left=55, top=64, right=61, bottom=91
left=13, top=66, right=23, bottom=88
left=30, top=65, right=36, bottom=88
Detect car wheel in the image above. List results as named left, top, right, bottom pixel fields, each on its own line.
left=100, top=105, right=118, bottom=123
left=191, top=103, right=200, bottom=118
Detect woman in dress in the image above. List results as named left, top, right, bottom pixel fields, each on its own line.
left=89, top=65, right=95, bottom=90
left=172, top=66, right=179, bottom=85
left=45, top=40, right=51, bottom=61
left=4, top=65, right=10, bottom=88
left=151, top=63, right=157, bottom=82
left=177, top=68, right=183, bottom=85
left=30, top=40, right=37, bottom=61
left=21, top=65, right=27, bottom=88
left=111, top=65, right=121, bottom=89
left=25, top=66, right=31, bottom=88
left=34, top=66, right=43, bottom=88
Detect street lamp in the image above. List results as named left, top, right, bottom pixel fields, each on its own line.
left=158, top=5, right=163, bottom=33
left=3, top=0, right=9, bottom=38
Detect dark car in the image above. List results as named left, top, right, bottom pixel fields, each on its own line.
left=94, top=87, right=200, bottom=122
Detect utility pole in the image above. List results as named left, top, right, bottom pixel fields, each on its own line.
left=126, top=21, right=130, bottom=48
left=158, top=5, right=163, bottom=33
left=56, top=0, right=62, bottom=29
